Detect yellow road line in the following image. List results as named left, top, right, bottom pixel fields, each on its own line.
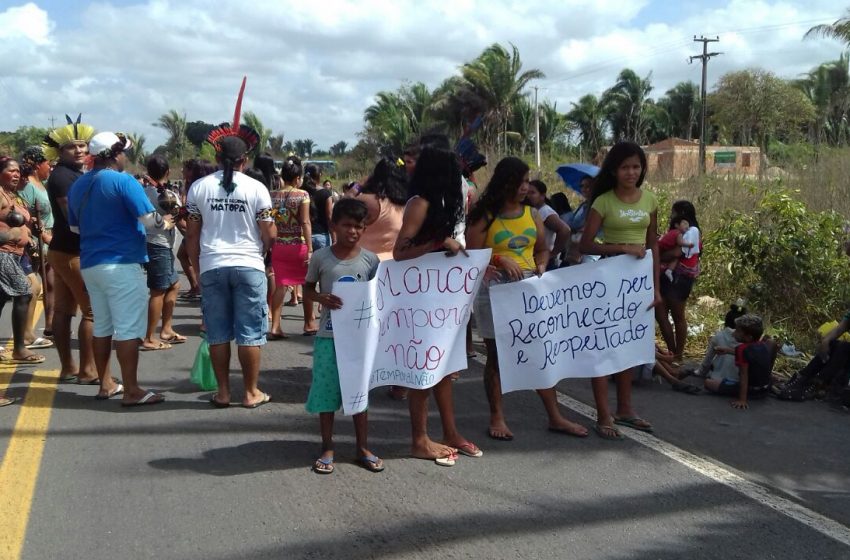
left=0, top=368, right=59, bottom=560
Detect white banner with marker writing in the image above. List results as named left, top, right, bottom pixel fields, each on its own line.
left=490, top=253, right=655, bottom=393
left=331, top=249, right=491, bottom=415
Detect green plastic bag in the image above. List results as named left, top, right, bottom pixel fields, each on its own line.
left=190, top=333, right=218, bottom=391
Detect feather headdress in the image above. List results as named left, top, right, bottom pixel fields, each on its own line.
left=42, top=114, right=95, bottom=161
left=206, top=76, right=260, bottom=155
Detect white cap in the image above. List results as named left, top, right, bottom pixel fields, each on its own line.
left=88, top=132, right=132, bottom=159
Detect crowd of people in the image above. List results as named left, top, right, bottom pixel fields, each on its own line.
left=1, top=113, right=848, bottom=474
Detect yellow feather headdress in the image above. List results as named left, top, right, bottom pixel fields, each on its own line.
left=42, top=114, right=95, bottom=161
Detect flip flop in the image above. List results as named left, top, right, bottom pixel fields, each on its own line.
left=60, top=374, right=79, bottom=383
left=613, top=416, right=654, bottom=433
left=95, top=383, right=124, bottom=400
left=159, top=334, right=187, bottom=345
left=594, top=423, right=624, bottom=440
left=26, top=337, right=53, bottom=349
left=77, top=377, right=103, bottom=385
left=0, top=395, right=18, bottom=407
left=313, top=456, right=334, bottom=474
left=267, top=332, right=288, bottom=340
left=548, top=425, right=590, bottom=438
left=121, top=391, right=165, bottom=407
left=209, top=395, right=230, bottom=408
left=4, top=354, right=45, bottom=365
left=140, top=341, right=172, bottom=351
left=302, top=330, right=318, bottom=337
left=357, top=454, right=385, bottom=472
left=434, top=453, right=458, bottom=467
left=455, top=442, right=483, bottom=458
left=243, top=392, right=271, bottom=409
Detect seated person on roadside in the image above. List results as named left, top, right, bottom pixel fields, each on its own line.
left=303, top=198, right=383, bottom=475
left=704, top=314, right=777, bottom=409
left=778, top=310, right=850, bottom=402
left=683, top=301, right=747, bottom=380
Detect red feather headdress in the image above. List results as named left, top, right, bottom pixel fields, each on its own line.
left=206, top=76, right=260, bottom=154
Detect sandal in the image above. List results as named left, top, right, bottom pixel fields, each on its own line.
left=613, top=416, right=654, bottom=433
left=357, top=454, right=385, bottom=472
left=313, top=455, right=334, bottom=474
left=4, top=354, right=45, bottom=364
left=159, top=333, right=187, bottom=345
left=26, top=337, right=53, bottom=349
left=121, top=391, right=165, bottom=407
left=594, top=423, right=624, bottom=440
left=95, top=383, right=124, bottom=400
left=455, top=442, right=483, bottom=458
left=0, top=395, right=18, bottom=407
left=140, top=341, right=172, bottom=351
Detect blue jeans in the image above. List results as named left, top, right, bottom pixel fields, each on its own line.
left=312, top=233, right=331, bottom=251
left=200, top=266, right=268, bottom=346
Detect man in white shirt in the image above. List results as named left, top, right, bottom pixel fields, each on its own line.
left=186, top=130, right=276, bottom=408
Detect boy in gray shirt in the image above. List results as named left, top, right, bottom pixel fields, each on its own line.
left=304, top=198, right=382, bottom=474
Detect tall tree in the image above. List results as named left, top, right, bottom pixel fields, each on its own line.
left=242, top=111, right=272, bottom=156
left=329, top=141, right=348, bottom=157
left=126, top=133, right=147, bottom=166
left=453, top=43, right=545, bottom=151
left=268, top=134, right=285, bottom=155
left=538, top=101, right=570, bottom=154
left=602, top=69, right=654, bottom=144
left=661, top=81, right=700, bottom=140
left=793, top=54, right=850, bottom=146
left=566, top=94, right=607, bottom=156
left=709, top=69, right=816, bottom=150
left=805, top=10, right=850, bottom=45
left=185, top=121, right=216, bottom=148
left=153, top=110, right=188, bottom=161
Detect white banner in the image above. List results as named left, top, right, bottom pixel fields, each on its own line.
left=490, top=253, right=655, bottom=393
left=331, top=249, right=492, bottom=415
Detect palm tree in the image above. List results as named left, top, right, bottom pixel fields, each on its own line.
left=243, top=111, right=272, bottom=155
left=329, top=141, right=348, bottom=157
left=455, top=43, right=545, bottom=151
left=507, top=95, right=534, bottom=154
left=538, top=101, right=570, bottom=155
left=153, top=110, right=188, bottom=161
left=661, top=81, right=700, bottom=140
left=268, top=134, right=285, bottom=156
left=793, top=54, right=850, bottom=146
left=805, top=10, right=850, bottom=45
left=602, top=69, right=654, bottom=144
left=364, top=91, right=416, bottom=152
left=126, top=133, right=147, bottom=165
left=566, top=94, right=607, bottom=156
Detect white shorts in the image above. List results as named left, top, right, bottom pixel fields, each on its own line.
left=81, top=263, right=149, bottom=341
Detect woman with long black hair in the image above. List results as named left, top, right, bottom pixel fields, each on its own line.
left=392, top=142, right=482, bottom=466
left=579, top=141, right=661, bottom=439
left=467, top=156, right=588, bottom=441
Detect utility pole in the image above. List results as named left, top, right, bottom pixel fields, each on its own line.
left=48, top=116, right=56, bottom=129
left=690, top=36, right=721, bottom=174
left=534, top=86, right=541, bottom=168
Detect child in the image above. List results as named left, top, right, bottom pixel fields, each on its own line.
left=660, top=217, right=697, bottom=282
left=303, top=198, right=383, bottom=474
left=683, top=301, right=747, bottom=380
left=704, top=314, right=778, bottom=409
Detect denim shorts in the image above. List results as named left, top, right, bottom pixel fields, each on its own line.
left=200, top=266, right=268, bottom=346
left=81, top=263, right=148, bottom=341
left=144, top=244, right=178, bottom=291
left=312, top=233, right=331, bottom=251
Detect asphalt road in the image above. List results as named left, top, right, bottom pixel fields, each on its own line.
left=1, top=284, right=849, bottom=559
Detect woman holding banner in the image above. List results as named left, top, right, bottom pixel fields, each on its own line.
left=466, top=156, right=588, bottom=441
left=392, top=141, right=482, bottom=466
left=579, top=141, right=661, bottom=440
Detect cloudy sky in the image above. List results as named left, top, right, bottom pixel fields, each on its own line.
left=0, top=0, right=845, bottom=151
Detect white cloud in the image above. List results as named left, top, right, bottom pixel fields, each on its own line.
left=0, top=0, right=845, bottom=151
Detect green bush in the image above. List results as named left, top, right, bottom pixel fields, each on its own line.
left=698, top=187, right=850, bottom=344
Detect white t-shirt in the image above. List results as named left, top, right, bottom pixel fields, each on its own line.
left=682, top=226, right=700, bottom=258
left=537, top=204, right=558, bottom=251
left=186, top=170, right=273, bottom=274
left=453, top=176, right=474, bottom=247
